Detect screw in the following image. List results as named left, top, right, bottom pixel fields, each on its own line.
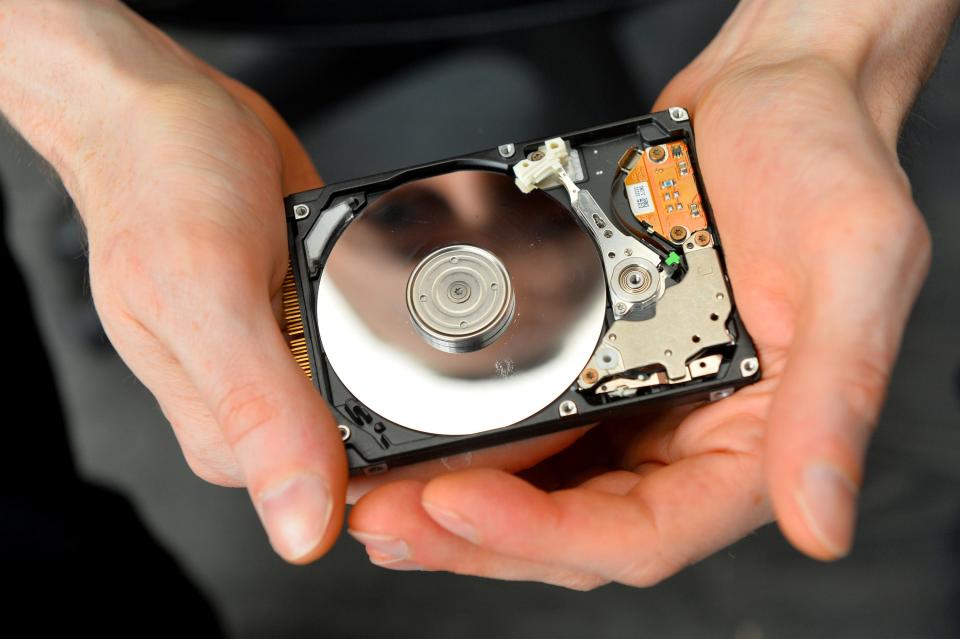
left=648, top=146, right=666, bottom=162
left=615, top=302, right=627, bottom=314
left=498, top=143, right=515, bottom=158
left=740, top=357, right=759, bottom=377
left=293, top=204, right=310, bottom=220
left=582, top=368, right=599, bottom=384
left=559, top=400, right=578, bottom=416
left=709, top=388, right=734, bottom=402
left=668, top=106, right=690, bottom=122
left=669, top=225, right=688, bottom=242
left=529, top=150, right=545, bottom=161
left=338, top=424, right=351, bottom=441
left=693, top=230, right=712, bottom=247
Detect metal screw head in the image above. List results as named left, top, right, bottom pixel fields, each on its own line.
left=581, top=368, right=599, bottom=384
left=559, top=400, right=578, bottom=416
left=669, top=225, right=688, bottom=242
left=498, top=143, right=516, bottom=158
left=740, top=357, right=759, bottom=377
left=615, top=302, right=628, bottom=314
left=529, top=150, right=545, bottom=162
left=693, top=230, right=712, bottom=247
left=293, top=204, right=310, bottom=220
left=338, top=424, right=351, bottom=441
left=668, top=106, right=690, bottom=122
left=648, top=146, right=666, bottom=162
left=709, top=388, right=734, bottom=402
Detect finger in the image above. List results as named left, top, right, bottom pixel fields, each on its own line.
left=349, top=481, right=608, bottom=590
left=346, top=427, right=590, bottom=504
left=158, top=396, right=243, bottom=487
left=517, top=407, right=693, bottom=491
left=92, top=299, right=244, bottom=486
left=156, top=285, right=347, bottom=563
left=764, top=196, right=930, bottom=560
left=418, top=434, right=770, bottom=586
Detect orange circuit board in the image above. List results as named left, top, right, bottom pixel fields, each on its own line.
left=622, top=141, right=706, bottom=239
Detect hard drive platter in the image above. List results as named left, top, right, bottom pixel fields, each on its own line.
left=316, top=171, right=607, bottom=436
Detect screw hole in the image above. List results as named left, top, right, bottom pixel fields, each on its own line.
left=692, top=335, right=701, bottom=343
left=710, top=313, right=719, bottom=321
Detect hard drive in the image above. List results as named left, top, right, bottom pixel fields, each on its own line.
left=282, top=108, right=760, bottom=475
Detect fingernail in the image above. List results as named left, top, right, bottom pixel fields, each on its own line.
left=422, top=501, right=479, bottom=543
left=256, top=474, right=332, bottom=562
left=796, top=461, right=858, bottom=558
left=347, top=530, right=410, bottom=561
left=367, top=550, right=424, bottom=571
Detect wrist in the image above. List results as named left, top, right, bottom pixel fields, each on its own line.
left=0, top=0, right=185, bottom=199
left=684, top=0, right=959, bottom=132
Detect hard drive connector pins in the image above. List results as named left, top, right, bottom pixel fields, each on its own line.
left=280, top=262, right=313, bottom=379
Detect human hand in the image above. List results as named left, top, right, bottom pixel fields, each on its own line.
left=0, top=0, right=346, bottom=562
left=347, top=0, right=958, bottom=586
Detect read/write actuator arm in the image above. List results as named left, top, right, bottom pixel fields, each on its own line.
left=512, top=136, right=738, bottom=393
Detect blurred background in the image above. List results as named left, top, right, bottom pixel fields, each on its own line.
left=2, top=0, right=958, bottom=636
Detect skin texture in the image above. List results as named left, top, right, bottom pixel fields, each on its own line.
left=0, top=0, right=956, bottom=580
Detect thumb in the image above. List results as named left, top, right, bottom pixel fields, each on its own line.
left=172, top=298, right=347, bottom=564
left=765, top=207, right=930, bottom=560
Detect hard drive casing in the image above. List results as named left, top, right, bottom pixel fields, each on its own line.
left=284, top=110, right=760, bottom=475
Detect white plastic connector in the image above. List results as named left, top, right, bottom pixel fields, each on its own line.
left=513, top=137, right=569, bottom=193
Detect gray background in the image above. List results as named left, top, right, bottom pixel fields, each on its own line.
left=2, top=1, right=958, bottom=637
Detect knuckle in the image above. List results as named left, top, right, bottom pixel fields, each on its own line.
left=617, top=554, right=686, bottom=588
left=838, top=356, right=890, bottom=433
left=88, top=230, right=144, bottom=301
left=215, top=382, right=281, bottom=448
left=89, top=223, right=256, bottom=333
left=557, top=574, right=609, bottom=592
left=183, top=451, right=244, bottom=487
left=164, top=409, right=246, bottom=486
left=904, top=210, right=932, bottom=270
left=88, top=227, right=171, bottom=322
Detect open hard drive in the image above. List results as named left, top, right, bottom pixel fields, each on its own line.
left=283, top=109, right=760, bottom=475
